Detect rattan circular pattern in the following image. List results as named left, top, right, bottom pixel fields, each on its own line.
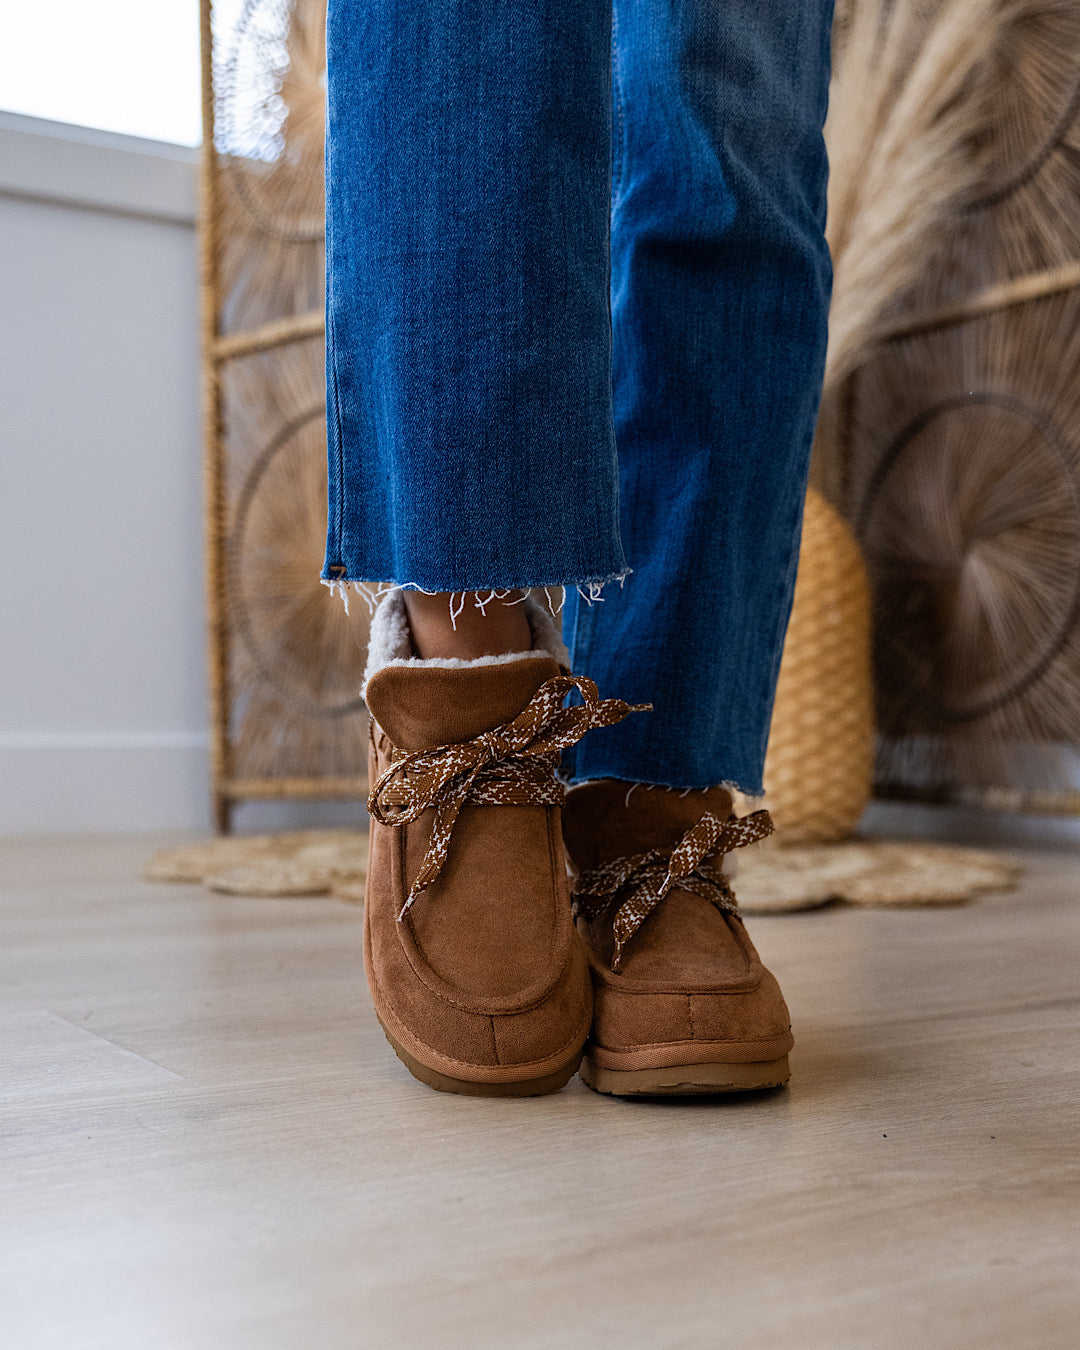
left=215, top=0, right=326, bottom=243
left=229, top=404, right=369, bottom=721
left=856, top=391, right=1080, bottom=726
left=965, top=7, right=1080, bottom=212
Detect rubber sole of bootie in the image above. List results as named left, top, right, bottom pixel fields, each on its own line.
left=377, top=1015, right=584, bottom=1097
left=580, top=1053, right=790, bottom=1098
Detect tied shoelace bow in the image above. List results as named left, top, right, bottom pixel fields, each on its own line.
left=368, top=674, right=650, bottom=920
left=572, top=808, right=775, bottom=971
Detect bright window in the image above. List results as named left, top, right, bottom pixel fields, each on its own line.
left=0, top=0, right=202, bottom=145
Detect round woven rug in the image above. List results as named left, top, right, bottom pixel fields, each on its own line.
left=145, top=829, right=1019, bottom=911
left=145, top=829, right=369, bottom=901
left=734, top=839, right=1020, bottom=913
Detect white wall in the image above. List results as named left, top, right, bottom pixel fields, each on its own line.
left=0, top=114, right=210, bottom=832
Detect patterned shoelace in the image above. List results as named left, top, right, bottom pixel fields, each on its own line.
left=368, top=674, right=650, bottom=919
left=572, top=808, right=775, bottom=970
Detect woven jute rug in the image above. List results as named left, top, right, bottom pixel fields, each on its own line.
left=145, top=829, right=1019, bottom=911
left=145, top=829, right=370, bottom=902
left=734, top=839, right=1019, bottom=912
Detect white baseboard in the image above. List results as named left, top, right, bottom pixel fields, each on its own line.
left=0, top=735, right=211, bottom=833
left=0, top=735, right=368, bottom=835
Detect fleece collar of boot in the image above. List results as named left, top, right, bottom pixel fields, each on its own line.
left=362, top=588, right=569, bottom=696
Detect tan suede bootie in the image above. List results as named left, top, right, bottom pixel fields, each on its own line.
left=361, top=592, right=645, bottom=1095
left=562, top=780, right=794, bottom=1096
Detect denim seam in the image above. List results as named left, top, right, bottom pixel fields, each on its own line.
left=324, top=121, right=346, bottom=570
left=327, top=322, right=346, bottom=566
left=610, top=0, right=628, bottom=204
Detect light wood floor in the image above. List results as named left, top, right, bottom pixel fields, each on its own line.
left=2, top=808, right=1078, bottom=1350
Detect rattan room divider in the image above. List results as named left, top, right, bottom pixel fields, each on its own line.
left=198, top=0, right=369, bottom=831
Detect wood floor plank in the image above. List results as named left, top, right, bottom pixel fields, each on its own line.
left=1, top=819, right=1077, bottom=1349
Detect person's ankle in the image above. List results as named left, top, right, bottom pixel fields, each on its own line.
left=402, top=591, right=533, bottom=660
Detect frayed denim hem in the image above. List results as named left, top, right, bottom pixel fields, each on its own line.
left=319, top=570, right=631, bottom=620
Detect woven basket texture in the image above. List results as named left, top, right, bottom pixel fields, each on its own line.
left=763, top=488, right=875, bottom=844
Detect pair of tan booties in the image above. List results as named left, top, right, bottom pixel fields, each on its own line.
left=362, top=592, right=793, bottom=1098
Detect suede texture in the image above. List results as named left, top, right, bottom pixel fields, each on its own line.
left=563, top=780, right=794, bottom=1064
left=364, top=659, right=592, bottom=1085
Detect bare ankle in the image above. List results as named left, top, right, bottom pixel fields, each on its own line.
left=403, top=591, right=533, bottom=660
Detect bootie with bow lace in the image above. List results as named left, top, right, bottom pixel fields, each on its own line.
left=361, top=590, right=646, bottom=1095
left=562, top=780, right=794, bottom=1096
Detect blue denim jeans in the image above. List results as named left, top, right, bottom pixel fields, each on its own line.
left=324, top=0, right=834, bottom=794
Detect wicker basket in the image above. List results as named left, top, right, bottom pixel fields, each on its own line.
left=762, top=488, right=875, bottom=843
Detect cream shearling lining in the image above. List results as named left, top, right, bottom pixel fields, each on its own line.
left=362, top=588, right=569, bottom=694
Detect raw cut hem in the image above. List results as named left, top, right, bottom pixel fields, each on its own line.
left=320, top=568, right=631, bottom=616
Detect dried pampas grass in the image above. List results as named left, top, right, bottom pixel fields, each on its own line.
left=824, top=0, right=1018, bottom=389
